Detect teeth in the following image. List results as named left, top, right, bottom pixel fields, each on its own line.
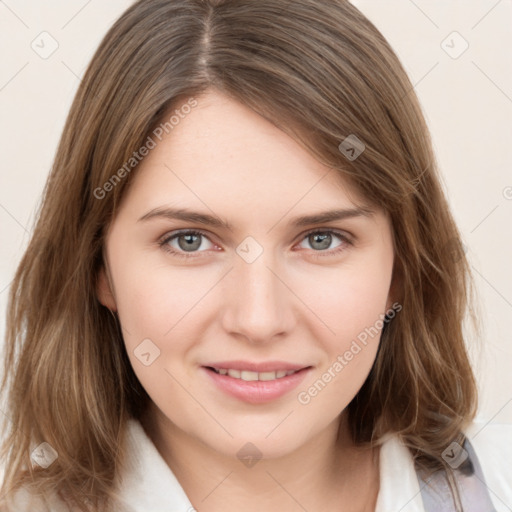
left=240, top=370, right=259, bottom=381
left=212, top=368, right=299, bottom=381
left=259, top=371, right=278, bottom=381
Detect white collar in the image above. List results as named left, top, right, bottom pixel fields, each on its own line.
left=374, top=432, right=425, bottom=512
left=119, top=418, right=194, bottom=511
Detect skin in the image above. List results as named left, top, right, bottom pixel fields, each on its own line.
left=97, top=89, right=396, bottom=512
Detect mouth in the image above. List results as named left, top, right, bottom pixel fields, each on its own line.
left=201, top=363, right=313, bottom=403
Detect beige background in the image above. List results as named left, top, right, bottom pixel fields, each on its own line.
left=1, top=1, right=511, bottom=427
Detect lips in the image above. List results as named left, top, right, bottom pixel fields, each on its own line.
left=201, top=361, right=312, bottom=403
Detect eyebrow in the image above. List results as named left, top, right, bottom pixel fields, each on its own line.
left=137, top=206, right=374, bottom=230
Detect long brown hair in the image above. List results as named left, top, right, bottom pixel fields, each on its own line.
left=1, top=0, right=478, bottom=510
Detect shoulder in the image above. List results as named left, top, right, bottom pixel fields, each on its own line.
left=375, top=422, right=512, bottom=512
left=0, top=418, right=184, bottom=512
left=464, top=420, right=512, bottom=511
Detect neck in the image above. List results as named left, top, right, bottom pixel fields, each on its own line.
left=141, top=405, right=380, bottom=512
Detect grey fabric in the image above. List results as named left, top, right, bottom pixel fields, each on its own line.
left=416, top=438, right=496, bottom=512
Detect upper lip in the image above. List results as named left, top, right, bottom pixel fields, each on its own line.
left=203, top=361, right=311, bottom=372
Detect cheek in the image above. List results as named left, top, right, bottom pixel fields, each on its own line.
left=110, top=257, right=214, bottom=411
left=109, top=253, right=228, bottom=405
left=111, top=251, right=214, bottom=346
left=294, top=282, right=387, bottom=415
left=291, top=255, right=392, bottom=403
left=294, top=253, right=392, bottom=347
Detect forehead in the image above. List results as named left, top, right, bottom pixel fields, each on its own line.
left=121, top=90, right=374, bottom=220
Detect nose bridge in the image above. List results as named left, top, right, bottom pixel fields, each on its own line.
left=221, top=242, right=293, bottom=342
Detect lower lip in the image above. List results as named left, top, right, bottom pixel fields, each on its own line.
left=202, top=366, right=312, bottom=404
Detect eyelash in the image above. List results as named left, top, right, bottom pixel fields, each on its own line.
left=158, top=228, right=352, bottom=260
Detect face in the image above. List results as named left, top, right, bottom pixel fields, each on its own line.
left=98, top=89, right=395, bottom=459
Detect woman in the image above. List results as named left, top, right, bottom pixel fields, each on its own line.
left=1, top=0, right=510, bottom=511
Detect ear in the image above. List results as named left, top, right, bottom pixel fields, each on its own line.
left=96, top=265, right=117, bottom=312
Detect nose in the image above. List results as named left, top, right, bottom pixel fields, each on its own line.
left=220, top=248, right=296, bottom=345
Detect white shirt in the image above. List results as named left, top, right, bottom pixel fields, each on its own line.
left=5, top=419, right=512, bottom=511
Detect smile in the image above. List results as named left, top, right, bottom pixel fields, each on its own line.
left=202, top=365, right=312, bottom=403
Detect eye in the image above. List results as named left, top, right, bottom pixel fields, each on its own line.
left=159, top=228, right=352, bottom=259
left=296, top=229, right=351, bottom=257
left=159, top=230, right=216, bottom=258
